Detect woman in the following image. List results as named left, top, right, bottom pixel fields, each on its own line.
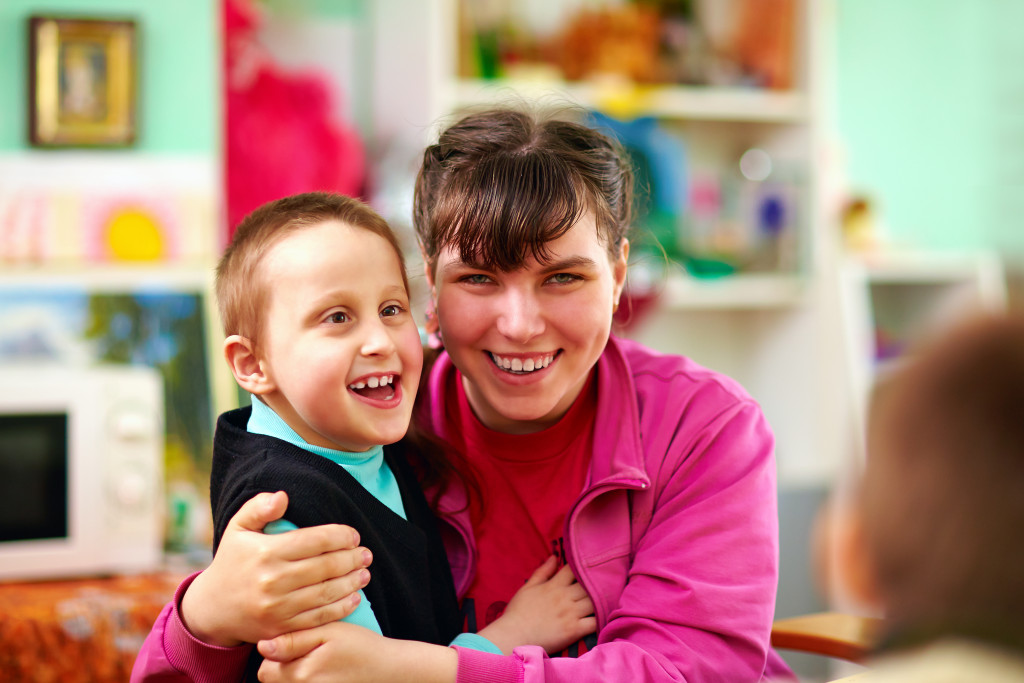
left=133, top=107, right=790, bottom=682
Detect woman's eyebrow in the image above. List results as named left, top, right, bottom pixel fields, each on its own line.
left=439, top=255, right=598, bottom=275
left=539, top=256, right=598, bottom=272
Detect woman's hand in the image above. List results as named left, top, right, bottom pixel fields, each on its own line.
left=477, top=555, right=596, bottom=654
left=257, top=622, right=457, bottom=683
left=181, top=491, right=372, bottom=647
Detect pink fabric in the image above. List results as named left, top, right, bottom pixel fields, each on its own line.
left=451, top=370, right=594, bottom=655
left=429, top=336, right=792, bottom=683
left=130, top=572, right=252, bottom=683
left=223, top=0, right=365, bottom=237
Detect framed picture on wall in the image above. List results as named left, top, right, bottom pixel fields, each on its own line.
left=28, top=16, right=138, bottom=148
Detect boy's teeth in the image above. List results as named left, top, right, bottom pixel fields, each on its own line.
left=349, top=374, right=393, bottom=390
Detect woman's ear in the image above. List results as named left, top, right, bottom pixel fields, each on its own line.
left=612, top=238, right=630, bottom=307
left=224, top=335, right=274, bottom=395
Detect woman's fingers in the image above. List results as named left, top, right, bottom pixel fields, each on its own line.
left=284, top=568, right=371, bottom=628
left=228, top=490, right=290, bottom=533
left=258, top=623, right=332, bottom=663
left=273, top=523, right=363, bottom=563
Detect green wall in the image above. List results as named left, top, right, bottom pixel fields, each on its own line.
left=836, top=0, right=1024, bottom=256
left=0, top=0, right=218, bottom=153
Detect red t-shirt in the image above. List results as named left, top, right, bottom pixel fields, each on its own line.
left=447, top=371, right=597, bottom=657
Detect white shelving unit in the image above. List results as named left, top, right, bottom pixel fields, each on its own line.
left=449, top=79, right=811, bottom=123
left=839, top=250, right=1008, bottom=461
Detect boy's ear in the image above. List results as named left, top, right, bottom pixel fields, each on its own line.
left=834, top=501, right=885, bottom=611
left=224, top=335, right=274, bottom=395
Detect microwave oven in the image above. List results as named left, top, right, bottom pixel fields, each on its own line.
left=0, top=365, right=165, bottom=580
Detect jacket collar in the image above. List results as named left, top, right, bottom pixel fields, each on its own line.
left=427, top=335, right=651, bottom=497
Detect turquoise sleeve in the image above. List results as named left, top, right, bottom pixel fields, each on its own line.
left=450, top=632, right=503, bottom=654
left=262, top=519, right=382, bottom=635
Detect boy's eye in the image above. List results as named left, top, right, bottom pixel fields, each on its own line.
left=380, top=304, right=403, bottom=318
left=460, top=273, right=493, bottom=285
left=327, top=311, right=349, bottom=324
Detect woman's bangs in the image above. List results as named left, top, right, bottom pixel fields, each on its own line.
left=441, top=152, right=586, bottom=270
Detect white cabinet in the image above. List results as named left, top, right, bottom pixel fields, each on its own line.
left=839, top=250, right=1007, bottom=460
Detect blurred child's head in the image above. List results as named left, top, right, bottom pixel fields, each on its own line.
left=215, top=192, right=421, bottom=452
left=853, top=315, right=1024, bottom=645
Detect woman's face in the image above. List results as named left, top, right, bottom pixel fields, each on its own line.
left=428, top=213, right=628, bottom=434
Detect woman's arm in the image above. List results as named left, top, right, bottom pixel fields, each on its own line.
left=130, top=491, right=371, bottom=682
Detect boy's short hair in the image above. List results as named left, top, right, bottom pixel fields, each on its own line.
left=862, top=315, right=1024, bottom=643
left=215, top=192, right=408, bottom=348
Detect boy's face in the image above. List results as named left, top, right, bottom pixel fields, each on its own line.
left=255, top=220, right=422, bottom=452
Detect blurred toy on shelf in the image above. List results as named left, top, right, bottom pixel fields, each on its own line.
left=457, top=0, right=797, bottom=89
left=841, top=196, right=882, bottom=253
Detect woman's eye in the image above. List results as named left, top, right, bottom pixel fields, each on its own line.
left=548, top=273, right=582, bottom=285
left=327, top=311, right=349, bottom=324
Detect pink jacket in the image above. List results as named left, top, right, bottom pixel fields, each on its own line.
left=130, top=336, right=789, bottom=682
left=435, top=336, right=791, bottom=682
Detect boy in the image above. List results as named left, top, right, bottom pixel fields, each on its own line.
left=837, top=314, right=1024, bottom=681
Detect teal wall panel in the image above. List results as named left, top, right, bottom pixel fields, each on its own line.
left=836, top=0, right=1024, bottom=255
left=0, top=0, right=218, bottom=153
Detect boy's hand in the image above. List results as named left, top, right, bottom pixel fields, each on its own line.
left=477, top=555, right=596, bottom=655
left=181, top=491, right=372, bottom=647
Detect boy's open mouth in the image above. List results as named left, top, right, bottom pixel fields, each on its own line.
left=348, top=373, right=397, bottom=400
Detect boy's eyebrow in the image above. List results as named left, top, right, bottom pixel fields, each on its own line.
left=307, top=284, right=409, bottom=313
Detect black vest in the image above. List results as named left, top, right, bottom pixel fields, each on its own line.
left=210, top=407, right=461, bottom=681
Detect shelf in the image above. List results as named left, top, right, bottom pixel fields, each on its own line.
left=450, top=79, right=810, bottom=123
left=0, top=264, right=213, bottom=292
left=657, top=272, right=807, bottom=309
left=843, top=251, right=1005, bottom=284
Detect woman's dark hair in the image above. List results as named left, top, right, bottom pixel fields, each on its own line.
left=413, top=106, right=634, bottom=273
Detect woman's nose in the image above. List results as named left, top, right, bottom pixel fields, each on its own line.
left=494, top=289, right=544, bottom=342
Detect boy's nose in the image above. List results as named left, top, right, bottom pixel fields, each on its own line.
left=360, top=320, right=397, bottom=356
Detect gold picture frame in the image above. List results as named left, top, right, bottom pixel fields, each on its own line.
left=28, top=16, right=138, bottom=147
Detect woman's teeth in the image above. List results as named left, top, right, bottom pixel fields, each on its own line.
left=490, top=353, right=554, bottom=374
